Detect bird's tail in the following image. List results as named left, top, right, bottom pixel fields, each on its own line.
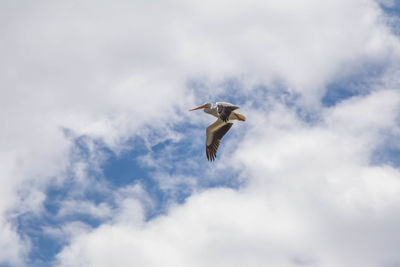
left=234, top=113, right=246, bottom=121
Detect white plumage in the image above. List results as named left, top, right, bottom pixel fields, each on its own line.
left=189, top=102, right=246, bottom=161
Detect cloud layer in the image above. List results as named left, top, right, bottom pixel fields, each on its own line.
left=56, top=90, right=400, bottom=267
left=1, top=0, right=400, bottom=266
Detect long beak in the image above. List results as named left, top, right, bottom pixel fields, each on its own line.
left=189, top=104, right=208, bottom=111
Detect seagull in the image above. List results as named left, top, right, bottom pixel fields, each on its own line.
left=189, top=102, right=246, bottom=161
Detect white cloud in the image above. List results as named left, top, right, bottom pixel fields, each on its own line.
left=0, top=221, right=27, bottom=266
left=0, top=0, right=399, bottom=265
left=56, top=90, right=400, bottom=267
left=43, top=221, right=92, bottom=245
left=56, top=201, right=112, bottom=220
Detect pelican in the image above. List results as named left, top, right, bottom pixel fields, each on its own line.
left=189, top=102, right=246, bottom=161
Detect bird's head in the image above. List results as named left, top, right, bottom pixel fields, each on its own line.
left=189, top=103, right=212, bottom=111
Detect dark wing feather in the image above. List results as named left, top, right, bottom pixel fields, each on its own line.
left=206, top=123, right=233, bottom=161
left=217, top=104, right=239, bottom=122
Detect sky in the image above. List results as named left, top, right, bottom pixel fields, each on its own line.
left=1, top=0, right=400, bottom=266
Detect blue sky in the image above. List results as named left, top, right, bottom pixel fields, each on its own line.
left=1, top=1, right=400, bottom=266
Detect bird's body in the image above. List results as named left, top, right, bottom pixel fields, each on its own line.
left=190, top=102, right=246, bottom=161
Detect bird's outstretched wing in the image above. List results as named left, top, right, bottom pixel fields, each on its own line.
left=217, top=102, right=239, bottom=122
left=205, top=120, right=233, bottom=161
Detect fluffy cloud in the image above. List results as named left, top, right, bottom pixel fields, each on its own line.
left=55, top=89, right=400, bottom=267
left=0, top=0, right=400, bottom=265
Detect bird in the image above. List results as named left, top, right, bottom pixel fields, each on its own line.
left=189, top=102, right=246, bottom=161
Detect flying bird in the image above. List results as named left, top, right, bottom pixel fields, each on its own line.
left=189, top=102, right=246, bottom=161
